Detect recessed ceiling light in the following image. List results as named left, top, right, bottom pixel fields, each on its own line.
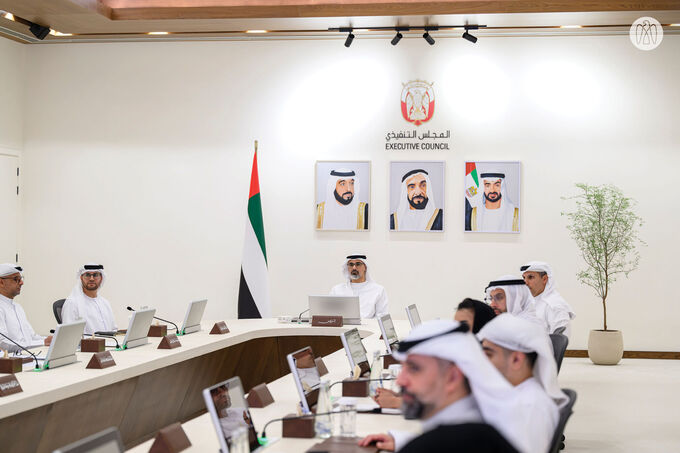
left=670, top=24, right=680, bottom=27
left=3, top=12, right=14, bottom=21
left=560, top=25, right=583, bottom=29
left=246, top=30, right=267, bottom=34
left=147, top=31, right=169, bottom=35
left=49, top=30, right=73, bottom=37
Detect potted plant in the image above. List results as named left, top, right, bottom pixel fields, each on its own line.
left=562, top=183, right=644, bottom=365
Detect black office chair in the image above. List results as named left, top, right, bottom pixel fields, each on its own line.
left=547, top=389, right=577, bottom=453
left=52, top=299, right=66, bottom=324
left=549, top=333, right=569, bottom=373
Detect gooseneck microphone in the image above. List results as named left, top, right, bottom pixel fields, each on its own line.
left=328, top=377, right=395, bottom=390
left=297, top=308, right=311, bottom=323
left=259, top=409, right=354, bottom=439
left=127, top=306, right=180, bottom=333
left=0, top=331, right=40, bottom=370
left=93, top=332, right=120, bottom=349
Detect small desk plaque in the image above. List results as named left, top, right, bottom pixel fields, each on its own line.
left=0, top=374, right=22, bottom=396
left=81, top=338, right=106, bottom=353
left=86, top=351, right=116, bottom=369
left=149, top=422, right=192, bottom=453
left=149, top=325, right=168, bottom=337
left=246, top=383, right=274, bottom=408
left=311, top=315, right=343, bottom=327
left=158, top=334, right=182, bottom=349
left=210, top=321, right=230, bottom=334
left=0, top=357, right=23, bottom=374
left=282, top=414, right=315, bottom=438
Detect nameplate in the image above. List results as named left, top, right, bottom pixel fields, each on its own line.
left=311, top=315, right=343, bottom=327
left=0, top=357, right=23, bottom=374
left=81, top=338, right=106, bottom=353
left=148, top=324, right=168, bottom=337
left=86, top=351, right=116, bottom=369
left=210, top=321, right=230, bottom=334
left=0, top=374, right=23, bottom=396
left=246, top=382, right=274, bottom=408
left=158, top=334, right=182, bottom=349
left=149, top=422, right=192, bottom=453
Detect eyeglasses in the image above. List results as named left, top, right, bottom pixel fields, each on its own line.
left=485, top=294, right=504, bottom=303
left=347, top=262, right=365, bottom=268
left=82, top=273, right=102, bottom=279
left=0, top=276, right=23, bottom=284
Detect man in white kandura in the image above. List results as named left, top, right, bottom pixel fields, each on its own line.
left=478, top=314, right=567, bottom=453
left=329, top=254, right=388, bottom=319
left=61, top=264, right=117, bottom=335
left=316, top=168, right=368, bottom=230
left=470, top=172, right=519, bottom=232
left=485, top=275, right=545, bottom=330
left=521, top=261, right=576, bottom=337
left=390, top=169, right=443, bottom=231
left=0, top=263, right=52, bottom=352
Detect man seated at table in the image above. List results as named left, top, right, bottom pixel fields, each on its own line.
left=521, top=261, right=575, bottom=337
left=61, top=263, right=117, bottom=335
left=478, top=314, right=567, bottom=453
left=0, top=263, right=52, bottom=352
left=485, top=275, right=545, bottom=330
left=329, top=254, right=389, bottom=319
left=454, top=298, right=496, bottom=334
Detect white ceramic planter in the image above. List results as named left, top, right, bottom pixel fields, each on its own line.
left=588, top=330, right=624, bottom=365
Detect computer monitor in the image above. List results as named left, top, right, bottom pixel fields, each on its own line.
left=287, top=346, right=321, bottom=414
left=121, top=308, right=155, bottom=349
left=405, top=304, right=422, bottom=328
left=43, top=321, right=85, bottom=370
left=377, top=314, right=399, bottom=354
left=52, top=427, right=124, bottom=453
left=340, top=328, right=370, bottom=377
left=308, top=295, right=361, bottom=325
left=180, top=299, right=208, bottom=335
left=203, top=376, right=260, bottom=453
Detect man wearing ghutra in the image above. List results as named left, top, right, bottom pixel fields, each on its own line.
left=358, top=320, right=518, bottom=452
left=316, top=169, right=368, bottom=230
left=521, top=261, right=576, bottom=336
left=390, top=169, right=443, bottom=231
left=0, top=263, right=52, bottom=352
left=485, top=275, right=545, bottom=330
left=329, top=255, right=388, bottom=319
left=478, top=314, right=567, bottom=453
left=61, top=264, right=117, bottom=335
left=469, top=172, right=519, bottom=232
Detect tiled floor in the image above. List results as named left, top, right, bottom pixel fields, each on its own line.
left=558, top=358, right=680, bottom=452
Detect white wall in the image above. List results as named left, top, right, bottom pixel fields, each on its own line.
left=0, top=37, right=23, bottom=152
left=17, top=35, right=680, bottom=350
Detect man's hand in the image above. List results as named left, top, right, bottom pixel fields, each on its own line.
left=373, top=388, right=402, bottom=409
left=358, top=433, right=395, bottom=451
left=44, top=336, right=53, bottom=346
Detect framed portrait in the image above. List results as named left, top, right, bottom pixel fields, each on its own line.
left=389, top=161, right=445, bottom=232
left=315, top=161, right=370, bottom=231
left=464, top=161, right=521, bottom=233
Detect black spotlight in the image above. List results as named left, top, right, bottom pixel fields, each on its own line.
left=344, top=32, right=355, bottom=48
left=29, top=22, right=50, bottom=40
left=423, top=32, right=435, bottom=45
left=391, top=32, right=403, bottom=46
left=462, top=31, right=478, bottom=43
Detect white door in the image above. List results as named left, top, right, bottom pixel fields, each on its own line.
left=0, top=156, right=19, bottom=263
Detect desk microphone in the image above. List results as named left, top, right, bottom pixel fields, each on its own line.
left=297, top=308, right=310, bottom=324
left=93, top=332, right=120, bottom=349
left=328, top=377, right=395, bottom=390
left=127, top=306, right=180, bottom=333
left=259, top=409, right=354, bottom=439
left=0, top=331, right=40, bottom=370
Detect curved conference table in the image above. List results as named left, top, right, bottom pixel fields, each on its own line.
left=0, top=318, right=419, bottom=453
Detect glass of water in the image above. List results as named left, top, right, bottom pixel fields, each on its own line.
left=334, top=401, right=357, bottom=437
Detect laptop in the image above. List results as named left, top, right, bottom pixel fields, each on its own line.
left=405, top=304, right=422, bottom=328
left=121, top=308, right=156, bottom=349
left=52, top=427, right=124, bottom=453
left=203, top=376, right=262, bottom=453
left=287, top=346, right=321, bottom=414
left=340, top=328, right=370, bottom=377
left=180, top=299, right=208, bottom=335
left=42, top=321, right=86, bottom=370
left=308, top=295, right=361, bottom=325
left=377, top=314, right=399, bottom=354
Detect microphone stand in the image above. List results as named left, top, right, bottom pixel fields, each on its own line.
left=259, top=409, right=355, bottom=439
left=0, top=331, right=40, bottom=370
left=297, top=308, right=310, bottom=324
left=127, top=306, right=180, bottom=334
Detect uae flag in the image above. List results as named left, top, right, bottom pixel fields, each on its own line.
left=238, top=143, right=271, bottom=318
left=465, top=162, right=480, bottom=203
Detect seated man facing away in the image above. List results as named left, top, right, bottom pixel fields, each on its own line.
left=521, top=261, right=575, bottom=337
left=0, top=264, right=52, bottom=352
left=61, top=264, right=117, bottom=335
left=478, top=314, right=567, bottom=453
left=485, top=275, right=545, bottom=330
left=329, top=254, right=388, bottom=319
left=359, top=320, right=518, bottom=453
left=454, top=298, right=496, bottom=334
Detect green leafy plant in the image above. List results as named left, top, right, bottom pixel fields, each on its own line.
left=562, top=184, right=644, bottom=330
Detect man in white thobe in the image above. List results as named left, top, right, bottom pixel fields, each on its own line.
left=390, top=169, right=443, bottom=231
left=470, top=172, right=519, bottom=232
left=478, top=314, right=568, bottom=453
left=316, top=168, right=368, bottom=230
left=485, top=275, right=545, bottom=331
left=521, top=261, right=576, bottom=337
left=329, top=254, right=388, bottom=319
left=0, top=263, right=52, bottom=352
left=61, top=264, right=117, bottom=335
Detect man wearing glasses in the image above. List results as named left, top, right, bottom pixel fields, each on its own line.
left=0, top=263, right=52, bottom=352
left=329, top=254, right=389, bottom=319
left=62, top=264, right=117, bottom=335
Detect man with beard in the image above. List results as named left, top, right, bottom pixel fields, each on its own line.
left=521, top=261, right=576, bottom=337
left=485, top=276, right=545, bottom=330
left=390, top=169, right=443, bottom=231
left=470, top=173, right=519, bottom=232
left=62, top=264, right=117, bottom=335
left=329, top=254, right=388, bottom=319
left=316, top=168, right=368, bottom=230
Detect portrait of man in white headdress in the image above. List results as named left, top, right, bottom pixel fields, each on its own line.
left=315, top=161, right=370, bottom=231
left=389, top=162, right=444, bottom=232
left=465, top=161, right=520, bottom=233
